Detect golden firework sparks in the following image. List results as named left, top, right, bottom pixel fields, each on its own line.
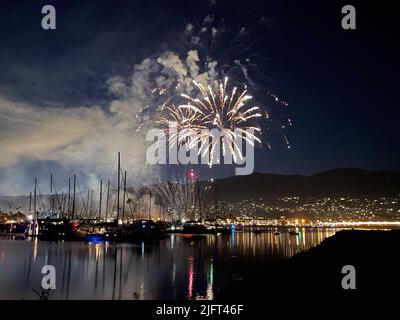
left=160, top=77, right=262, bottom=165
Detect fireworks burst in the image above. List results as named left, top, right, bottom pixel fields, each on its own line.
left=154, top=180, right=195, bottom=221
left=158, top=104, right=207, bottom=149
left=160, top=77, right=262, bottom=165
left=153, top=175, right=212, bottom=221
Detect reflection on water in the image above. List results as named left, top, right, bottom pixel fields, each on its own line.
left=0, top=228, right=337, bottom=300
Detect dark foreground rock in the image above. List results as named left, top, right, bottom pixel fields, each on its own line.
left=216, top=229, right=400, bottom=302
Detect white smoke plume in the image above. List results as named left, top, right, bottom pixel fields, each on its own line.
left=0, top=48, right=219, bottom=196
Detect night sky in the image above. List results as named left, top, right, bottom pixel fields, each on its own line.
left=0, top=0, right=399, bottom=194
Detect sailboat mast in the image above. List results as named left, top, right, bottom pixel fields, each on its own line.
left=33, top=177, right=37, bottom=236
left=117, top=152, right=120, bottom=224
left=99, top=180, right=102, bottom=221
left=60, top=191, right=64, bottom=218
left=67, top=178, right=71, bottom=218
left=86, top=190, right=90, bottom=217
left=90, top=190, right=94, bottom=218
left=50, top=173, right=53, bottom=216
left=197, top=178, right=202, bottom=222
left=148, top=190, right=152, bottom=220
left=160, top=199, right=163, bottom=221
left=34, top=178, right=37, bottom=217
left=106, top=179, right=110, bottom=222
left=29, top=191, right=32, bottom=215
left=72, top=174, right=76, bottom=220
left=122, top=170, right=126, bottom=222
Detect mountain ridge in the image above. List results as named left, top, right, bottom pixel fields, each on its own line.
left=206, top=167, right=400, bottom=202
left=1, top=168, right=399, bottom=212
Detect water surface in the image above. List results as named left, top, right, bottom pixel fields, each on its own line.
left=0, top=228, right=337, bottom=300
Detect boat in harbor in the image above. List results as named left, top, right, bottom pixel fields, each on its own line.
left=9, top=222, right=28, bottom=235
left=0, top=222, right=27, bottom=236
left=215, top=224, right=232, bottom=234
left=182, top=221, right=214, bottom=234
left=0, top=223, right=8, bottom=235
left=77, top=219, right=109, bottom=241
left=115, top=219, right=165, bottom=241
left=83, top=220, right=112, bottom=242
left=36, top=218, right=78, bottom=240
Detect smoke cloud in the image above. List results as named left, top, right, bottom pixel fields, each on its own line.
left=0, top=48, right=219, bottom=196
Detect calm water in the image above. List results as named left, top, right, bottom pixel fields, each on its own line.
left=0, top=228, right=337, bottom=300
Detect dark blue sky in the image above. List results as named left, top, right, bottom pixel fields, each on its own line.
left=0, top=0, right=399, bottom=188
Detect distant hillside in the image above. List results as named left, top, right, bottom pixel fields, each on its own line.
left=203, top=168, right=400, bottom=203
left=1, top=168, right=400, bottom=212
